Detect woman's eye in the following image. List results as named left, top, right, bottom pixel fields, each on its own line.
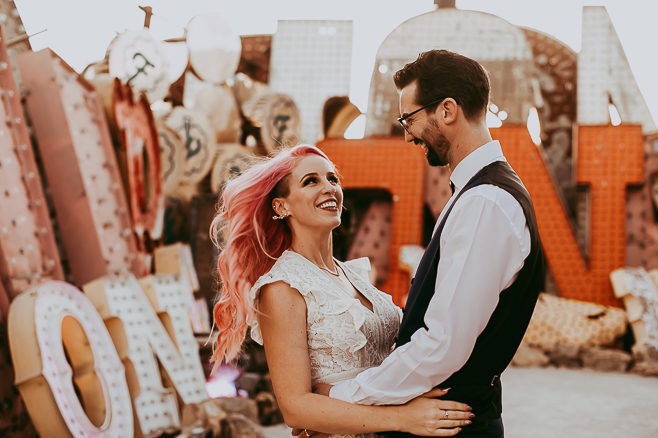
left=303, top=177, right=317, bottom=186
left=328, top=175, right=339, bottom=184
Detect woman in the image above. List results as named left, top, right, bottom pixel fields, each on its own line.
left=210, top=144, right=473, bottom=436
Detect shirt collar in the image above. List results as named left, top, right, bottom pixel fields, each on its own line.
left=449, top=140, right=505, bottom=192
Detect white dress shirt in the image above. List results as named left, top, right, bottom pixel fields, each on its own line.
left=329, top=141, right=531, bottom=405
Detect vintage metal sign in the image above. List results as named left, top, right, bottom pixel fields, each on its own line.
left=19, top=49, right=146, bottom=285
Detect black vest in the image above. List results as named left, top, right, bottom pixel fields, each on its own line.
left=394, top=161, right=545, bottom=435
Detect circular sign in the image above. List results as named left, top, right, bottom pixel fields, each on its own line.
left=161, top=40, right=190, bottom=84
left=161, top=107, right=216, bottom=185
left=210, top=144, right=255, bottom=193
left=108, top=29, right=170, bottom=102
left=156, top=120, right=186, bottom=195
left=243, top=93, right=301, bottom=152
left=231, top=72, right=268, bottom=111
left=186, top=13, right=241, bottom=84
left=193, top=84, right=242, bottom=144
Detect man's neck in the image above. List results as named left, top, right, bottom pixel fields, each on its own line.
left=448, top=122, right=492, bottom=171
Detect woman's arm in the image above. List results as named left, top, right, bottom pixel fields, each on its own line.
left=257, top=281, right=472, bottom=436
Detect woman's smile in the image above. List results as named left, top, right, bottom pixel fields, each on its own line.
left=317, top=199, right=338, bottom=211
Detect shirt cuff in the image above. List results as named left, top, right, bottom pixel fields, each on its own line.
left=329, top=380, right=358, bottom=403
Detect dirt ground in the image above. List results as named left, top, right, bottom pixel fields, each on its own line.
left=263, top=367, right=658, bottom=437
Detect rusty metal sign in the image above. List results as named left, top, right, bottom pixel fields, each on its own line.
left=0, top=30, right=63, bottom=298
left=346, top=200, right=392, bottom=285
left=238, top=34, right=272, bottom=84
left=626, top=135, right=658, bottom=270
left=0, top=0, right=30, bottom=54
left=113, top=79, right=165, bottom=240
left=425, top=165, right=452, bottom=219
left=522, top=27, right=578, bottom=224
left=18, top=49, right=146, bottom=285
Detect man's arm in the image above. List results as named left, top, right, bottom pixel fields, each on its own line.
left=330, top=190, right=530, bottom=405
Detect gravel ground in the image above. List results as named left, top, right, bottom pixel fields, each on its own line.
left=263, top=367, right=658, bottom=437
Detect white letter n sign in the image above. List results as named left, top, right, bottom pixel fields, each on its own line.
left=83, top=273, right=208, bottom=436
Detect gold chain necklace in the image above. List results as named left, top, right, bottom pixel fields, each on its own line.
left=290, top=249, right=341, bottom=276
left=319, top=263, right=341, bottom=277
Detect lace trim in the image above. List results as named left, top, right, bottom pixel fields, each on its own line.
left=248, top=251, right=373, bottom=348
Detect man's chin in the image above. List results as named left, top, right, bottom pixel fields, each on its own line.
left=426, top=151, right=447, bottom=167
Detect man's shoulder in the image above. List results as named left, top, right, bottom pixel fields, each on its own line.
left=458, top=183, right=520, bottom=208
left=453, top=184, right=527, bottom=228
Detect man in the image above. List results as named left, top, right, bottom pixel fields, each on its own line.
left=324, top=50, right=546, bottom=437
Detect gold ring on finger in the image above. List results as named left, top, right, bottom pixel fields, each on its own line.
left=444, top=410, right=449, bottom=419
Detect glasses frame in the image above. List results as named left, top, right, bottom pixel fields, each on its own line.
left=397, top=97, right=447, bottom=133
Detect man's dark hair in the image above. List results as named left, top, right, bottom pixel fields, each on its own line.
left=394, top=50, right=490, bottom=121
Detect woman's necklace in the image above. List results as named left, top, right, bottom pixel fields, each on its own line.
left=318, top=263, right=341, bottom=277
left=290, top=248, right=341, bottom=276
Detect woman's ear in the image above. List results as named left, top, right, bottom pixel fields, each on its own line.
left=272, top=198, right=286, bottom=216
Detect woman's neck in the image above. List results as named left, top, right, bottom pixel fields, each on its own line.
left=289, top=229, right=335, bottom=269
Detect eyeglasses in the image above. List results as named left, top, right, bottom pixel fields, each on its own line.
left=397, top=97, right=447, bottom=133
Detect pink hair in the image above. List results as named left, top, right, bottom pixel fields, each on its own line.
left=209, top=144, right=331, bottom=369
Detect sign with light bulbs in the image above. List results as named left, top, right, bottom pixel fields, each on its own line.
left=7, top=246, right=209, bottom=437
left=8, top=281, right=134, bottom=437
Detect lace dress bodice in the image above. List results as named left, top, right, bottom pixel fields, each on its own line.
left=249, top=250, right=402, bottom=438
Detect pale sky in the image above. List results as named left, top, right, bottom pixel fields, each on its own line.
left=14, top=0, right=658, bottom=127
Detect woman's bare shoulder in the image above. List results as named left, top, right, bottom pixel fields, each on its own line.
left=259, top=279, right=306, bottom=309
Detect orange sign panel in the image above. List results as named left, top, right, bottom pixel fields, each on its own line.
left=318, top=138, right=426, bottom=304
left=322, top=125, right=644, bottom=308
left=494, top=124, right=644, bottom=306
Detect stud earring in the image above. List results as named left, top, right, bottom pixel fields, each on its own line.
left=272, top=212, right=290, bottom=220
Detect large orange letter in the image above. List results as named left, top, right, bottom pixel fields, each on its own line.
left=495, top=125, right=644, bottom=306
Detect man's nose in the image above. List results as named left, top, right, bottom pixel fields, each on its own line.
left=403, top=130, right=415, bottom=143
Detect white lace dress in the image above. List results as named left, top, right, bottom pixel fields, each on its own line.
left=249, top=250, right=402, bottom=438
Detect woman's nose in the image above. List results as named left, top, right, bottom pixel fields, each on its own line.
left=322, top=178, right=336, bottom=193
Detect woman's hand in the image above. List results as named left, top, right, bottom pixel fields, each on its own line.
left=398, top=388, right=474, bottom=436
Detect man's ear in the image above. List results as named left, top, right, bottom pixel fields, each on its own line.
left=441, top=98, right=459, bottom=124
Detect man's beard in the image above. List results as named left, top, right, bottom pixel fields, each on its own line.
left=419, top=121, right=451, bottom=167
